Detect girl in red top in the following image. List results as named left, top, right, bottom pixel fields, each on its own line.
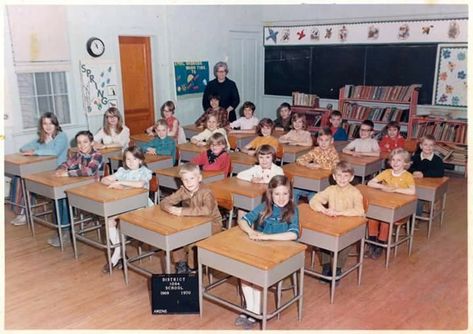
left=379, top=121, right=405, bottom=154
left=191, top=132, right=232, bottom=177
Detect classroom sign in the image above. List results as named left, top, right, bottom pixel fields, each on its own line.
left=174, top=61, right=209, bottom=96
left=80, top=60, right=119, bottom=115
left=151, top=273, right=199, bottom=314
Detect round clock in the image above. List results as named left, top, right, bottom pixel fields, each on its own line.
left=86, top=37, right=105, bottom=57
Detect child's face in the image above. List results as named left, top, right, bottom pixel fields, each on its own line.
left=155, top=125, right=168, bottom=139
left=293, top=118, right=304, bottom=130
left=359, top=125, right=373, bottom=139
left=76, top=135, right=93, bottom=154
left=243, top=107, right=254, bottom=119
left=210, top=98, right=220, bottom=109
left=42, top=117, right=56, bottom=136
left=387, top=126, right=399, bottom=139
left=181, top=171, right=202, bottom=193
left=125, top=151, right=142, bottom=170
left=261, top=125, right=272, bottom=137
left=106, top=113, right=119, bottom=127
left=317, top=134, right=333, bottom=150
left=330, top=115, right=341, bottom=128
left=258, top=153, right=273, bottom=169
left=206, top=116, right=218, bottom=131
left=272, top=185, right=290, bottom=208
left=210, top=141, right=225, bottom=155
left=280, top=107, right=291, bottom=120
left=420, top=139, right=435, bottom=156
left=333, top=170, right=354, bottom=188
left=390, top=153, right=407, bottom=173
left=162, top=108, right=174, bottom=119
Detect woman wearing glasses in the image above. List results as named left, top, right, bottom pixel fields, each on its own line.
left=93, top=106, right=130, bottom=150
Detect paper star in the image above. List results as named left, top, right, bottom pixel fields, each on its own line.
left=266, top=28, right=279, bottom=43
left=297, top=29, right=306, bottom=40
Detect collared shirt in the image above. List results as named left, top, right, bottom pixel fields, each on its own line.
left=344, top=138, right=380, bottom=153
left=309, top=184, right=365, bottom=216
left=230, top=116, right=259, bottom=130
left=94, top=126, right=130, bottom=150
left=375, top=169, right=415, bottom=189
left=114, top=166, right=152, bottom=189
left=58, top=149, right=103, bottom=179
left=296, top=145, right=339, bottom=170
left=236, top=163, right=284, bottom=183
left=278, top=129, right=313, bottom=146
left=242, top=203, right=299, bottom=237
left=420, top=152, right=434, bottom=161
left=140, top=135, right=177, bottom=164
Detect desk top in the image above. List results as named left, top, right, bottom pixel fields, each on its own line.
left=118, top=206, right=211, bottom=235
left=282, top=163, right=332, bottom=180
left=230, top=151, right=257, bottom=165
left=5, top=153, right=56, bottom=165
left=356, top=184, right=417, bottom=209
left=69, top=147, right=122, bottom=155
left=339, top=153, right=382, bottom=165
left=414, top=176, right=449, bottom=189
left=208, top=177, right=267, bottom=198
left=154, top=165, right=224, bottom=179
left=197, top=227, right=306, bottom=270
left=23, top=170, right=94, bottom=187
left=177, top=142, right=207, bottom=153
left=130, top=133, right=153, bottom=143
left=272, top=130, right=286, bottom=139
left=227, top=131, right=256, bottom=149
left=65, top=181, right=148, bottom=202
left=281, top=144, right=311, bottom=154
left=298, top=203, right=367, bottom=237
left=110, top=153, right=171, bottom=164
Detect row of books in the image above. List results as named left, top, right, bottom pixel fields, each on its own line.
left=341, top=102, right=410, bottom=123
left=435, top=142, right=467, bottom=164
left=342, top=84, right=421, bottom=102
left=292, top=92, right=319, bottom=107
left=412, top=121, right=467, bottom=144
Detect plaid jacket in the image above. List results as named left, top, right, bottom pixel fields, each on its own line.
left=58, top=149, right=103, bottom=179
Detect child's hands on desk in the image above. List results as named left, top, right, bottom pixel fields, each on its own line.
left=55, top=169, right=68, bottom=177
left=306, top=162, right=320, bottom=169
left=107, top=181, right=125, bottom=189
left=321, top=207, right=338, bottom=217
left=381, top=185, right=396, bottom=192
left=168, top=206, right=183, bottom=216
left=146, top=148, right=157, bottom=155
left=413, top=171, right=423, bottom=178
left=195, top=141, right=207, bottom=147
left=21, top=150, right=35, bottom=156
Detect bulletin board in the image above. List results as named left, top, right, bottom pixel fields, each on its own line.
left=433, top=44, right=467, bottom=108
left=80, top=60, right=119, bottom=115
left=174, top=61, right=209, bottom=96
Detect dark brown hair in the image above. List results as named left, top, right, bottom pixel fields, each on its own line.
left=122, top=146, right=147, bottom=170
left=291, top=113, right=307, bottom=130
left=255, top=144, right=276, bottom=163
left=256, top=118, right=275, bottom=136
left=160, top=100, right=176, bottom=117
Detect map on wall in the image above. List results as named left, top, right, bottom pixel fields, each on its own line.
left=80, top=60, right=119, bottom=115
left=174, top=61, right=209, bottom=96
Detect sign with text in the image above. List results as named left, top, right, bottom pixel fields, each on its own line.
left=151, top=273, right=199, bottom=314
left=174, top=61, right=209, bottom=96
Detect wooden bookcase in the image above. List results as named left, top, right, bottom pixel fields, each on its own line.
left=410, top=116, right=467, bottom=145
left=338, top=85, right=419, bottom=139
left=291, top=106, right=331, bottom=133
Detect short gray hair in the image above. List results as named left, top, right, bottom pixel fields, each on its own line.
left=213, top=61, right=228, bottom=77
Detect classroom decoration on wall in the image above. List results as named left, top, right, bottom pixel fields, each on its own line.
left=263, top=18, right=467, bottom=46
left=174, top=61, right=209, bottom=96
left=80, top=60, right=119, bottom=115
left=433, top=44, right=467, bottom=108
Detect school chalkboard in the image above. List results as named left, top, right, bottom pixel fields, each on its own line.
left=264, top=44, right=438, bottom=105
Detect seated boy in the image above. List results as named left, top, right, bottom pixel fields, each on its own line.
left=409, top=134, right=445, bottom=217
left=342, top=120, right=380, bottom=157
left=228, top=101, right=259, bottom=132
left=309, top=161, right=365, bottom=284
left=294, top=128, right=339, bottom=203
left=160, top=163, right=222, bottom=273
left=328, top=110, right=348, bottom=141
left=140, top=119, right=177, bottom=165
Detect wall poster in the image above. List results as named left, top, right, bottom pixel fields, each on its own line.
left=174, top=61, right=209, bottom=96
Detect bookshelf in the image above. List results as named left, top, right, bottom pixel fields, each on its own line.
left=338, top=84, right=419, bottom=139
left=291, top=106, right=330, bottom=133
left=411, top=116, right=467, bottom=145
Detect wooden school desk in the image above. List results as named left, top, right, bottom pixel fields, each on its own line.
left=110, top=153, right=173, bottom=171
left=334, top=140, right=349, bottom=152
left=177, top=142, right=207, bottom=163
left=118, top=206, right=212, bottom=282
left=130, top=133, right=153, bottom=147
left=23, top=171, right=95, bottom=250
left=298, top=204, right=367, bottom=304
left=5, top=153, right=57, bottom=233
left=227, top=131, right=256, bottom=150
left=280, top=145, right=312, bottom=165
left=282, top=163, right=331, bottom=193
left=197, top=228, right=306, bottom=330
left=65, top=182, right=149, bottom=274
left=230, top=151, right=257, bottom=174
left=339, top=153, right=383, bottom=184
left=155, top=166, right=225, bottom=191
left=182, top=124, right=201, bottom=139
left=414, top=177, right=449, bottom=239
left=357, top=185, right=417, bottom=268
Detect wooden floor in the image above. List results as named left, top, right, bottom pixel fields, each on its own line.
left=4, top=175, right=468, bottom=330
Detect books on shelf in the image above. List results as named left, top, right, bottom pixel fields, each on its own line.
left=342, top=84, right=421, bottom=102
left=435, top=142, right=467, bottom=165
left=341, top=102, right=410, bottom=123
left=305, top=113, right=323, bottom=128
left=292, top=91, right=319, bottom=107
left=412, top=119, right=467, bottom=144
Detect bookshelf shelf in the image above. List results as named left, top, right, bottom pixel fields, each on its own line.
left=291, top=105, right=330, bottom=134
left=411, top=116, right=467, bottom=145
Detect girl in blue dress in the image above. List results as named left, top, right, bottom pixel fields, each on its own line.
left=236, top=175, right=300, bottom=329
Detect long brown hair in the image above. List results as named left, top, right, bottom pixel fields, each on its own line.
left=37, top=112, right=62, bottom=144
left=103, top=107, right=124, bottom=135
left=255, top=175, right=297, bottom=234
left=122, top=146, right=147, bottom=170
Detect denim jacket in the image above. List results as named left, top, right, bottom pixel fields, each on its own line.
left=242, top=203, right=299, bottom=238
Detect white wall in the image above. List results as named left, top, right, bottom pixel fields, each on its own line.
left=3, top=4, right=468, bottom=154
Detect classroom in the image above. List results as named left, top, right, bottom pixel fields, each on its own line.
left=3, top=2, right=469, bottom=331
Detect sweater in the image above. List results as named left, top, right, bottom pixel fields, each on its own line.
left=409, top=152, right=445, bottom=177
left=20, top=131, right=68, bottom=166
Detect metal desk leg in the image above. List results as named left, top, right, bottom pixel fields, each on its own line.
left=440, top=193, right=447, bottom=226
left=262, top=286, right=268, bottom=330
left=358, top=238, right=364, bottom=285
left=298, top=267, right=304, bottom=321
left=330, top=251, right=338, bottom=304
left=69, top=204, right=79, bottom=259
left=427, top=199, right=434, bottom=239
left=104, top=215, right=112, bottom=275
left=121, top=232, right=129, bottom=285
left=385, top=222, right=393, bottom=269
left=22, top=178, right=35, bottom=236
left=408, top=215, right=415, bottom=256
left=198, top=262, right=203, bottom=318
left=54, top=199, right=64, bottom=252
left=165, top=251, right=171, bottom=274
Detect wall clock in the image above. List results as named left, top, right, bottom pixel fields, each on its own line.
left=86, top=37, right=105, bottom=57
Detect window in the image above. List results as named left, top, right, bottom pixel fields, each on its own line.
left=17, top=71, right=71, bottom=129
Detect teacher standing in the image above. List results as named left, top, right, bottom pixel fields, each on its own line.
left=202, top=61, right=240, bottom=122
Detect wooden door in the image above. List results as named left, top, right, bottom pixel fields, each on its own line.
left=118, top=36, right=155, bottom=135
